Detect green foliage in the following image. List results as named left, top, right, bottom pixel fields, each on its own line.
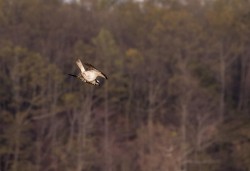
left=189, top=60, right=220, bottom=94
left=93, top=28, right=119, bottom=60
left=125, top=48, right=144, bottom=67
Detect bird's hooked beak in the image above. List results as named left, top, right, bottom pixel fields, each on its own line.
left=96, top=79, right=100, bottom=86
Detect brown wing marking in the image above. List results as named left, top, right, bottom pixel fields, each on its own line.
left=100, top=72, right=108, bottom=79
left=84, top=63, right=97, bottom=70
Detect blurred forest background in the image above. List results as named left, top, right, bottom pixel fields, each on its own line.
left=0, top=0, right=250, bottom=171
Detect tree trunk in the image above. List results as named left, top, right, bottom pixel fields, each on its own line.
left=180, top=102, right=187, bottom=171
left=219, top=44, right=226, bottom=123
left=104, top=82, right=112, bottom=171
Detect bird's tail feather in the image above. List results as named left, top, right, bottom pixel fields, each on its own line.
left=68, top=74, right=78, bottom=77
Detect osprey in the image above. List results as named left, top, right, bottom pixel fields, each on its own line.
left=68, top=59, right=108, bottom=86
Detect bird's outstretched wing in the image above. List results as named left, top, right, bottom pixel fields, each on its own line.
left=99, top=72, right=108, bottom=79
left=84, top=63, right=108, bottom=79
left=76, top=59, right=85, bottom=73
left=84, top=63, right=97, bottom=70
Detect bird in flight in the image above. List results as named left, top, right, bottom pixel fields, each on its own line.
left=68, top=59, right=108, bottom=86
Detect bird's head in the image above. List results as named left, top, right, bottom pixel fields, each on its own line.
left=95, top=76, right=106, bottom=86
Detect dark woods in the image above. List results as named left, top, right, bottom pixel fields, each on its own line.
left=0, top=0, right=250, bottom=171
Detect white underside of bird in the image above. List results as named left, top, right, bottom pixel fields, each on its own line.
left=82, top=71, right=97, bottom=82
